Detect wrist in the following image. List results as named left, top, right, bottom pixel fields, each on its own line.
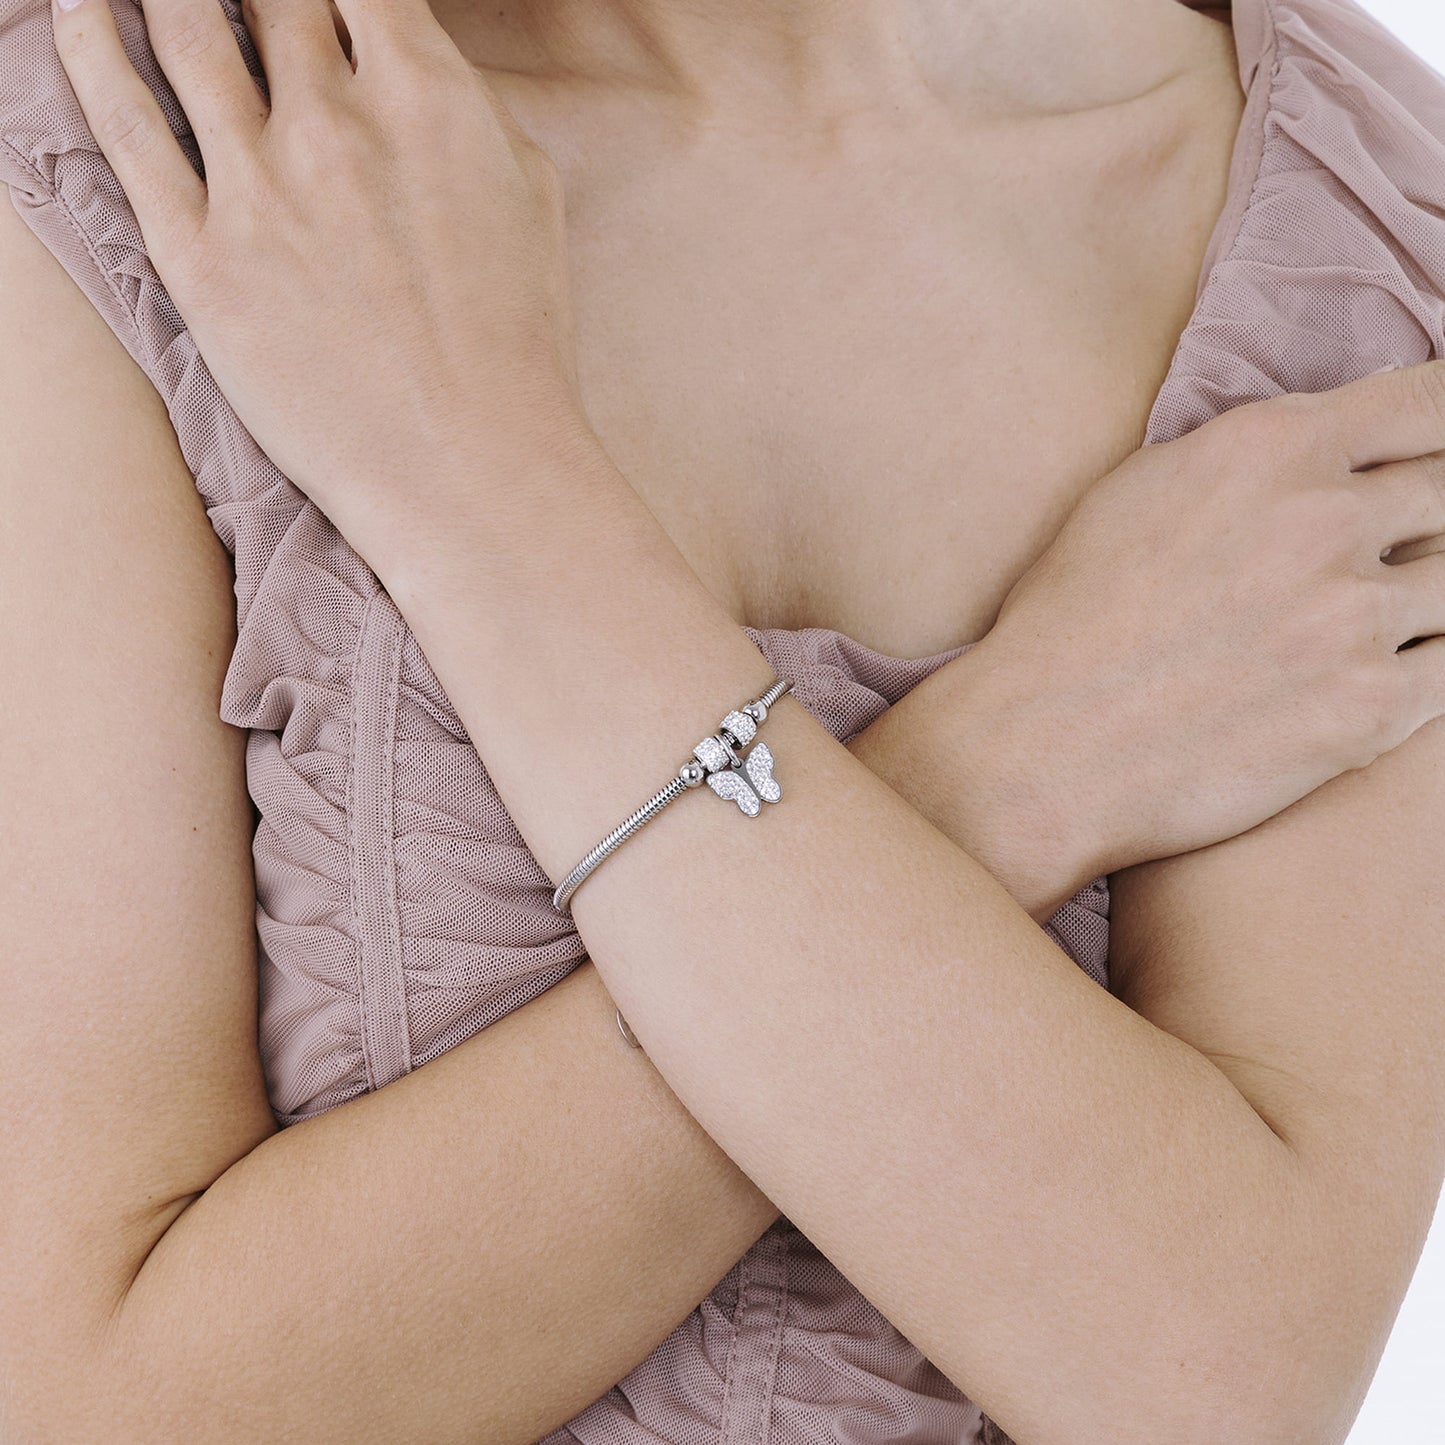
left=947, top=632, right=1128, bottom=912
left=364, top=410, right=625, bottom=602
left=849, top=635, right=1121, bottom=924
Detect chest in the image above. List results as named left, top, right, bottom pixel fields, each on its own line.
left=551, top=72, right=1243, bottom=659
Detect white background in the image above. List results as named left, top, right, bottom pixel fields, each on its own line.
left=1340, top=6, right=1445, bottom=1441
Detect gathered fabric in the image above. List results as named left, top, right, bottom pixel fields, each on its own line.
left=4, top=0, right=1444, bottom=1438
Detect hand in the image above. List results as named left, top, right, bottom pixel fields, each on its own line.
left=958, top=363, right=1445, bottom=874
left=50, top=0, right=587, bottom=542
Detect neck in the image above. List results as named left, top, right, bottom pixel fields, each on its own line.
left=434, top=0, right=1226, bottom=126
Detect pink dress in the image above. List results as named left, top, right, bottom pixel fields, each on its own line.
left=3, top=0, right=1443, bottom=1439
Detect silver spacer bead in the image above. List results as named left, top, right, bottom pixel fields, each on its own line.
left=743, top=699, right=768, bottom=725
left=678, top=758, right=707, bottom=788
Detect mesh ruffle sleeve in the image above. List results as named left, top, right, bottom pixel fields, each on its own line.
left=0, top=0, right=591, bottom=1126
left=1145, top=0, right=1445, bottom=447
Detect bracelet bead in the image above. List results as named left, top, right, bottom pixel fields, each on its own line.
left=720, top=709, right=758, bottom=747
left=693, top=734, right=733, bottom=773
left=551, top=676, right=793, bottom=916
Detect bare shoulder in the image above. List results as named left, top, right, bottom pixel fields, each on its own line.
left=0, top=187, right=273, bottom=1418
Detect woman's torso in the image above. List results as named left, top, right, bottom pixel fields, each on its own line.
left=6, top=0, right=1445, bottom=1440
left=464, top=4, right=1244, bottom=659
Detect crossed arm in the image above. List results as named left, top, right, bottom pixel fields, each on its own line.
left=0, top=196, right=1108, bottom=1445
left=2, top=193, right=1442, bottom=1445
left=355, top=397, right=1445, bottom=1445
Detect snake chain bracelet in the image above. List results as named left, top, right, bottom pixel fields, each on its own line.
left=551, top=675, right=794, bottom=1048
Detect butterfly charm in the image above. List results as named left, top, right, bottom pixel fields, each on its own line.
left=707, top=739, right=783, bottom=816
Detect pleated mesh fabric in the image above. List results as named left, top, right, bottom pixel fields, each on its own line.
left=4, top=0, right=1444, bottom=1439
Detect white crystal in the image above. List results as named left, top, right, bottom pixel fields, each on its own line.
left=721, top=709, right=757, bottom=746
left=707, top=768, right=763, bottom=816
left=693, top=735, right=730, bottom=773
left=706, top=741, right=782, bottom=815
left=745, top=740, right=782, bottom=803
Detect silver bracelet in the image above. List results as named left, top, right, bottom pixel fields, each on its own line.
left=552, top=675, right=793, bottom=913
left=551, top=676, right=794, bottom=1047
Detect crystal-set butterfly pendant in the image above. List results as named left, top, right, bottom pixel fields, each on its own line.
left=705, top=739, right=782, bottom=816
left=688, top=704, right=784, bottom=816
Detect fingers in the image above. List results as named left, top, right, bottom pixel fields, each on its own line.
left=1317, top=359, right=1445, bottom=471
left=1357, top=450, right=1445, bottom=556
left=51, top=0, right=206, bottom=257
left=1388, top=547, right=1445, bottom=646
left=329, top=0, right=456, bottom=73
left=242, top=0, right=354, bottom=101
left=1397, top=633, right=1445, bottom=739
left=128, top=0, right=266, bottom=156
left=1385, top=545, right=1445, bottom=742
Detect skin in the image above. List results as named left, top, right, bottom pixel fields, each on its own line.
left=0, top=190, right=1092, bottom=1445
left=371, top=0, right=1250, bottom=661
left=8, top=0, right=1445, bottom=1439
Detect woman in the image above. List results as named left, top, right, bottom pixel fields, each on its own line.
left=1, top=0, right=1443, bottom=1439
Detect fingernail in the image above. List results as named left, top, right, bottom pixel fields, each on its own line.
left=55, top=0, right=88, bottom=11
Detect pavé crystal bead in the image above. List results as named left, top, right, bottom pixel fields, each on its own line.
left=693, top=735, right=731, bottom=773
left=720, top=709, right=757, bottom=747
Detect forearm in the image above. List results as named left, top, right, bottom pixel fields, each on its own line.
left=90, top=961, right=776, bottom=1445
left=79, top=561, right=1097, bottom=1444
left=843, top=651, right=1113, bottom=923
left=367, top=434, right=1317, bottom=1444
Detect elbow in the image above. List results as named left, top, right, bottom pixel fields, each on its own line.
left=1087, top=1172, right=1398, bottom=1444
left=1175, top=1222, right=1409, bottom=1442
left=1178, top=1330, right=1358, bottom=1445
